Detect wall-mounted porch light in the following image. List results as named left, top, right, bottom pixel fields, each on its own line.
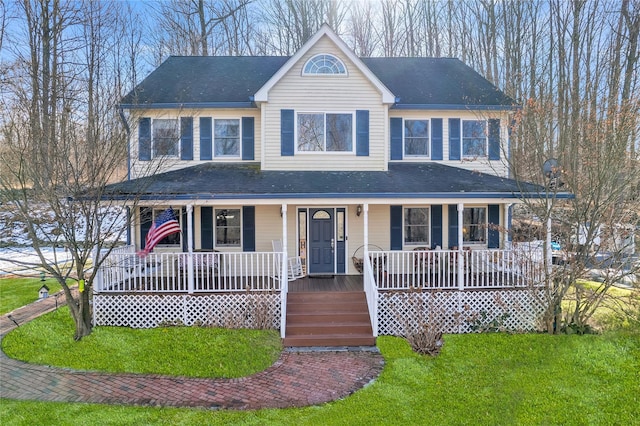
left=356, top=205, right=363, bottom=217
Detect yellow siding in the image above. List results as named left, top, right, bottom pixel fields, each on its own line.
left=261, top=36, right=388, bottom=171
left=129, top=108, right=261, bottom=179
left=388, top=109, right=510, bottom=177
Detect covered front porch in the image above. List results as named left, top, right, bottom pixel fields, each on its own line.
left=93, top=244, right=547, bottom=339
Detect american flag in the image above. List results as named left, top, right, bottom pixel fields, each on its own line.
left=137, top=208, right=181, bottom=257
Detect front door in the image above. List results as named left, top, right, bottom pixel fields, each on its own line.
left=309, top=208, right=335, bottom=274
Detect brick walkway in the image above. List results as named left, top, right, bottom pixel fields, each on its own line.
left=0, top=293, right=384, bottom=410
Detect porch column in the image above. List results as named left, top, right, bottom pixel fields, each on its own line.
left=280, top=204, right=288, bottom=339
left=281, top=204, right=288, bottom=283
left=457, top=203, right=464, bottom=290
left=187, top=204, right=194, bottom=294
left=363, top=203, right=369, bottom=258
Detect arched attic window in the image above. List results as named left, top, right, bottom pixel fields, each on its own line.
left=302, top=54, right=347, bottom=75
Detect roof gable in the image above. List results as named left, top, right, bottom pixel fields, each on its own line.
left=253, top=24, right=396, bottom=104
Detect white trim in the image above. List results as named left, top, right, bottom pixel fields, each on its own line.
left=302, top=53, right=348, bottom=76
left=213, top=118, right=241, bottom=158
left=403, top=118, right=431, bottom=159
left=402, top=206, right=431, bottom=247
left=254, top=24, right=395, bottom=104
left=294, top=111, right=356, bottom=154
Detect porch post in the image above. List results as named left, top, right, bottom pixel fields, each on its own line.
left=187, top=204, right=194, bottom=295
left=457, top=203, right=464, bottom=290
left=280, top=204, right=288, bottom=339
left=363, top=203, right=369, bottom=258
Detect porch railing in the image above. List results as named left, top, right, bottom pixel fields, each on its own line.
left=369, top=248, right=545, bottom=290
left=362, top=254, right=379, bottom=337
left=96, top=250, right=282, bottom=293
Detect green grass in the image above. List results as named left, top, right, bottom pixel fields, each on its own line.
left=2, top=307, right=282, bottom=378
left=0, top=277, right=63, bottom=315
left=2, top=312, right=639, bottom=425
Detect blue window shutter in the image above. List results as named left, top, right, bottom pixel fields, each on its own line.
left=448, top=205, right=459, bottom=249
left=281, top=109, right=294, bottom=156
left=200, top=207, right=213, bottom=250
left=448, top=118, right=460, bottom=160
left=138, top=118, right=151, bottom=161
left=390, top=205, right=403, bottom=250
left=488, top=119, right=500, bottom=160
left=180, top=117, right=193, bottom=160
left=200, top=117, right=212, bottom=160
left=356, top=110, right=369, bottom=156
left=488, top=204, right=500, bottom=248
left=242, top=206, right=256, bottom=252
left=431, top=205, right=443, bottom=249
left=431, top=118, right=443, bottom=160
left=390, top=118, right=403, bottom=160
left=139, top=207, right=152, bottom=250
left=242, top=117, right=255, bottom=160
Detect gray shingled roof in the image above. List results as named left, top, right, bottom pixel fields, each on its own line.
left=103, top=163, right=551, bottom=201
left=121, top=56, right=515, bottom=109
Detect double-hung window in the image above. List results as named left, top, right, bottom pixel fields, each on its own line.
left=214, top=119, right=240, bottom=157
left=463, top=207, right=487, bottom=244
left=404, top=207, right=430, bottom=246
left=215, top=209, right=241, bottom=247
left=404, top=119, right=429, bottom=157
left=153, top=119, right=179, bottom=157
left=462, top=120, right=487, bottom=157
left=297, top=112, right=353, bottom=152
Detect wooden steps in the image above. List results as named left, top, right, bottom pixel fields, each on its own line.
left=283, top=291, right=375, bottom=347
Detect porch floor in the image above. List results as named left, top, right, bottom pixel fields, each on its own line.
left=289, top=275, right=364, bottom=292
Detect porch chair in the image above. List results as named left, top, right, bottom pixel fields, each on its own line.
left=272, top=240, right=304, bottom=281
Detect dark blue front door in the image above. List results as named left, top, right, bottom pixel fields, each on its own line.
left=309, top=208, right=334, bottom=274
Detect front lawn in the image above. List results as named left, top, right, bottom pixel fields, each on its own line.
left=2, top=307, right=282, bottom=378
left=0, top=277, right=63, bottom=315
left=1, top=308, right=639, bottom=425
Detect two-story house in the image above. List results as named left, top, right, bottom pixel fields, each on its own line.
left=96, top=25, right=567, bottom=345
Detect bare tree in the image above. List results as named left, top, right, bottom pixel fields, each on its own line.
left=0, top=0, right=155, bottom=340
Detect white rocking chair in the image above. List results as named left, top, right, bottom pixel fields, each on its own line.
left=272, top=240, right=304, bottom=281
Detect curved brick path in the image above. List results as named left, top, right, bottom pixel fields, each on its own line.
left=0, top=295, right=384, bottom=410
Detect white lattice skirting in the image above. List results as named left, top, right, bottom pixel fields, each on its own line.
left=378, top=289, right=547, bottom=335
left=93, top=293, right=280, bottom=329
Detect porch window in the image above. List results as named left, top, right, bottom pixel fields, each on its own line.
left=404, top=119, right=429, bottom=157
left=153, top=119, right=179, bottom=157
left=297, top=113, right=353, bottom=152
left=302, top=54, right=347, bottom=75
left=215, top=209, right=241, bottom=247
left=404, top=207, right=429, bottom=245
left=463, top=207, right=487, bottom=244
left=214, top=119, right=240, bottom=157
left=152, top=209, right=181, bottom=246
left=462, top=120, right=487, bottom=157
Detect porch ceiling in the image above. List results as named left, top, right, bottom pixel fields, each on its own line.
left=103, top=163, right=569, bottom=201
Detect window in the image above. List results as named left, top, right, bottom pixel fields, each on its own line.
left=404, top=119, right=429, bottom=157
left=404, top=207, right=429, bottom=245
left=303, top=54, right=347, bottom=75
left=215, top=209, right=241, bottom=247
left=297, top=113, right=353, bottom=152
left=463, top=207, right=487, bottom=244
left=214, top=119, right=240, bottom=157
left=462, top=120, right=487, bottom=157
left=153, top=209, right=181, bottom=246
left=153, top=119, right=179, bottom=157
